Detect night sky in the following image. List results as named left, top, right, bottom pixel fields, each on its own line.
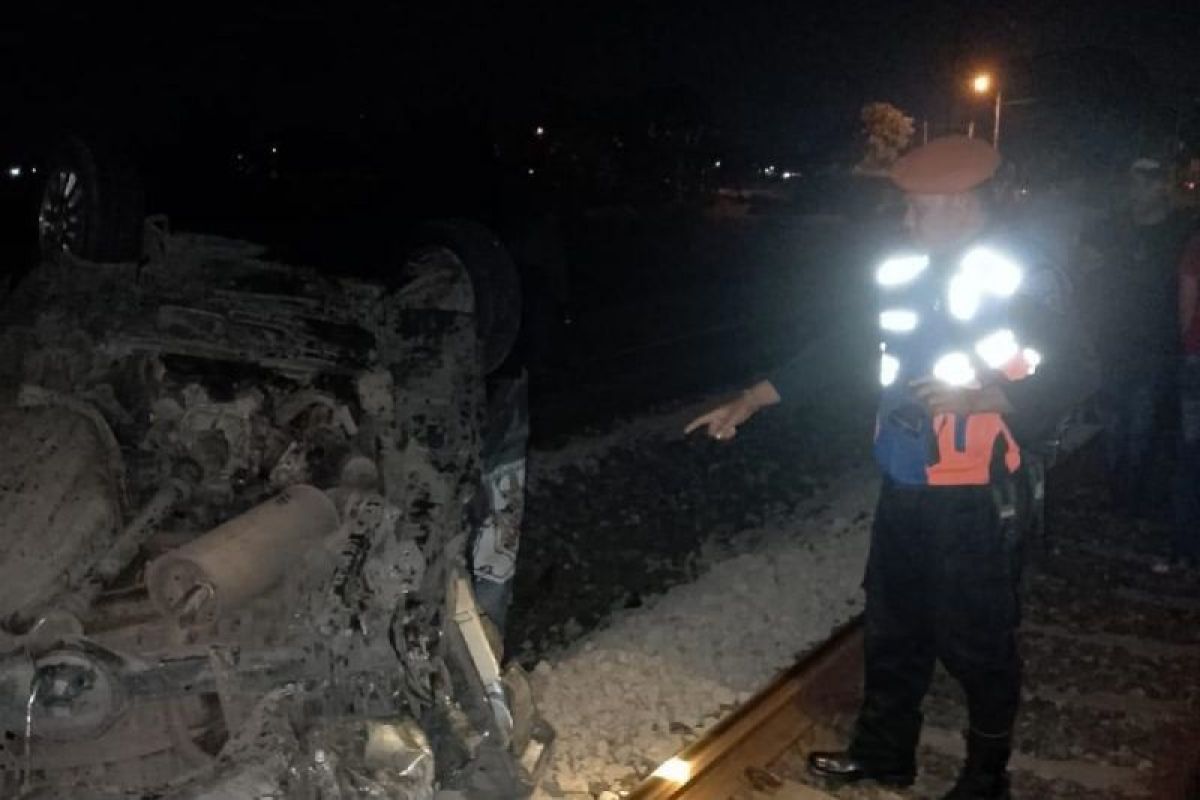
left=5, top=1, right=1199, bottom=155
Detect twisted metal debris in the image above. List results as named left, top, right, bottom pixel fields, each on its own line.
left=0, top=230, right=551, bottom=798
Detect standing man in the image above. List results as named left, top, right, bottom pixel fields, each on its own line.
left=687, top=137, right=1097, bottom=799
left=1167, top=230, right=1200, bottom=573
left=1090, top=158, right=1194, bottom=516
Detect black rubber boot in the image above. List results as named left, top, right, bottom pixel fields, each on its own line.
left=942, top=729, right=1013, bottom=800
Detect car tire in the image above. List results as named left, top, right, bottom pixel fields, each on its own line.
left=414, top=220, right=522, bottom=374
left=37, top=136, right=145, bottom=263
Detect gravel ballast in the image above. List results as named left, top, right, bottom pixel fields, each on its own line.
left=528, top=460, right=877, bottom=796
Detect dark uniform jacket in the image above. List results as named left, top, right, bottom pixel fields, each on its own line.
left=769, top=229, right=1098, bottom=486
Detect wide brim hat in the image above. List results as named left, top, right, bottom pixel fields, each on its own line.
left=890, top=135, right=1001, bottom=194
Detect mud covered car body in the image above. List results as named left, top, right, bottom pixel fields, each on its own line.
left=0, top=233, right=550, bottom=798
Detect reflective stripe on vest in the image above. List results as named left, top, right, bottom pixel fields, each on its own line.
left=874, top=244, right=1040, bottom=486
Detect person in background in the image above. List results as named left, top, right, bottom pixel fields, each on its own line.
left=1164, top=229, right=1200, bottom=573
left=687, top=137, right=1097, bottom=799
left=471, top=372, right=529, bottom=637
left=1021, top=163, right=1088, bottom=285
left=1091, top=158, right=1194, bottom=517
left=471, top=169, right=570, bottom=646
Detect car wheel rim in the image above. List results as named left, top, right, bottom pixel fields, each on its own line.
left=37, top=168, right=85, bottom=255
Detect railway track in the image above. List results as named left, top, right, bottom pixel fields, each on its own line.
left=627, top=619, right=864, bottom=800
left=626, top=439, right=1200, bottom=800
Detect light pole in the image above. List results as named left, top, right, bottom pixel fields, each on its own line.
left=971, top=72, right=1002, bottom=150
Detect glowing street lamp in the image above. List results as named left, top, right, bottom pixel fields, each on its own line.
left=970, top=72, right=1002, bottom=150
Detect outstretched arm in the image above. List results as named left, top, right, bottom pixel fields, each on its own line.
left=684, top=380, right=781, bottom=440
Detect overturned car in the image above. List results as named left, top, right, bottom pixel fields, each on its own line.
left=0, top=224, right=551, bottom=798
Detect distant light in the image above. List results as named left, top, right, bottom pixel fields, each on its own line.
left=528, top=168, right=535, bottom=175
left=236, top=152, right=245, bottom=160
left=782, top=171, right=794, bottom=180
left=7, top=166, right=21, bottom=178
left=30, top=166, right=37, bottom=175
left=972, top=73, right=992, bottom=94
left=270, top=145, right=278, bottom=155
left=652, top=757, right=691, bottom=784
left=535, top=126, right=545, bottom=137
left=713, top=159, right=722, bottom=168
left=763, top=165, right=776, bottom=177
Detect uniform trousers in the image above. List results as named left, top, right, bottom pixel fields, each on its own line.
left=848, top=476, right=1024, bottom=773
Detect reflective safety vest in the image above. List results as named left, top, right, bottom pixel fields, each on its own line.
left=873, top=243, right=1042, bottom=486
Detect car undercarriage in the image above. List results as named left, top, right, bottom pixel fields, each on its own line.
left=0, top=225, right=551, bottom=798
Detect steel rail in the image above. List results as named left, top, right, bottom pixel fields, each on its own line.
left=627, top=616, right=864, bottom=800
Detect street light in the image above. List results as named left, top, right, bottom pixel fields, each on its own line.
left=970, top=71, right=1002, bottom=150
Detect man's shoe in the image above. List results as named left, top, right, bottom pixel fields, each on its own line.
left=941, top=729, right=1012, bottom=799
left=807, top=751, right=915, bottom=787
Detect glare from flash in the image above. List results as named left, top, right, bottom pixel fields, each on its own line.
left=949, top=249, right=1024, bottom=321
left=1023, top=347, right=1042, bottom=374
left=880, top=309, right=919, bottom=333
left=880, top=353, right=900, bottom=387
left=948, top=272, right=981, bottom=320
left=933, top=351, right=976, bottom=387
left=961, top=248, right=1023, bottom=297
left=876, top=255, right=929, bottom=287
left=652, top=756, right=692, bottom=784
left=975, top=328, right=1019, bottom=369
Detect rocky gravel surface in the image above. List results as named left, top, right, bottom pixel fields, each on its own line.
left=509, top=387, right=874, bottom=664
left=530, top=468, right=876, bottom=795
left=1020, top=629, right=1200, bottom=701
left=503, top=372, right=876, bottom=796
